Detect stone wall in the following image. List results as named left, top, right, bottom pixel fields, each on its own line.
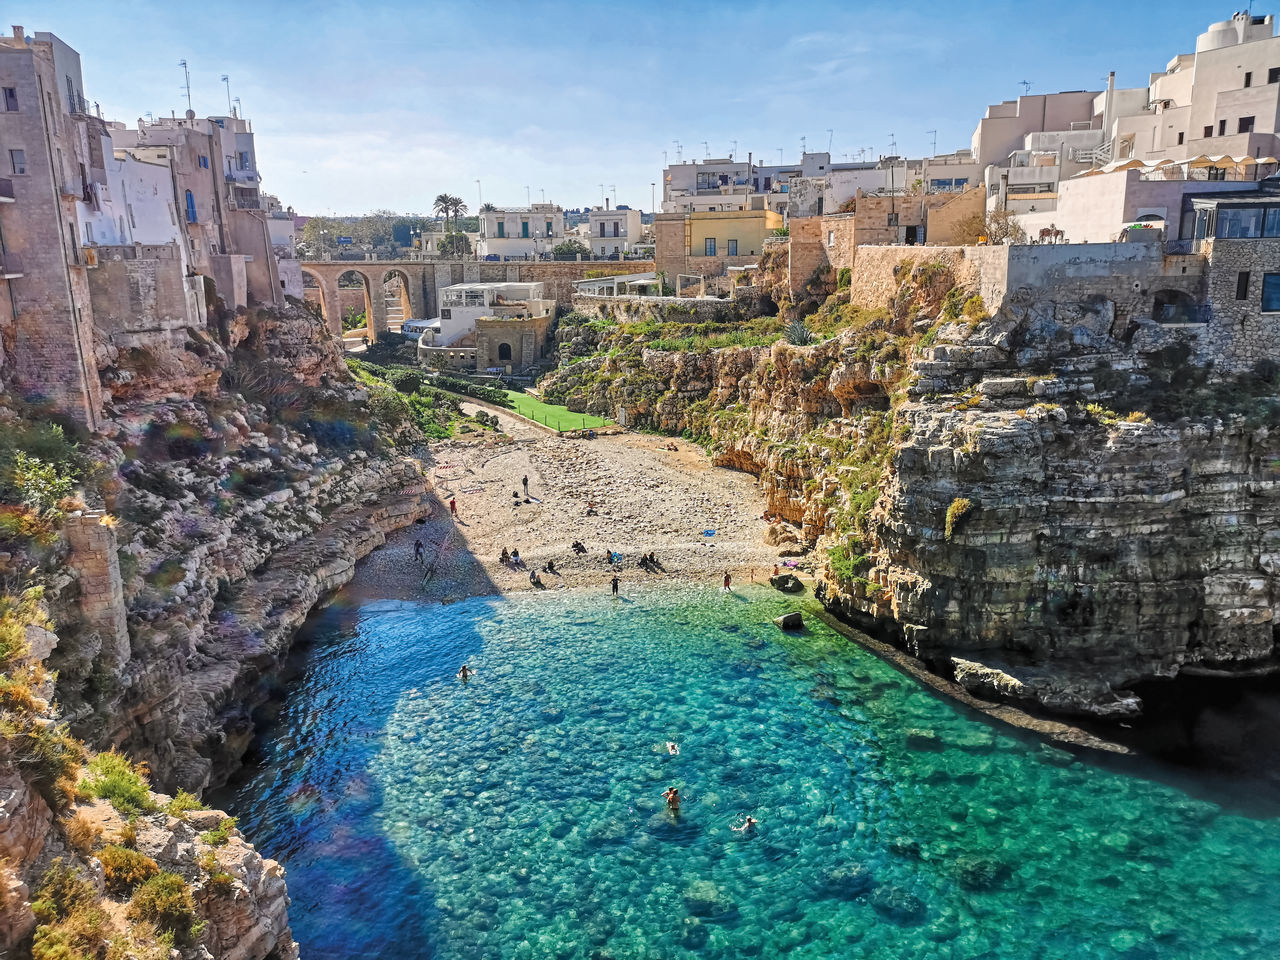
left=63, top=511, right=130, bottom=675
left=845, top=244, right=1011, bottom=314
left=924, top=187, right=985, bottom=245
left=821, top=213, right=859, bottom=273
left=86, top=257, right=204, bottom=343
left=787, top=216, right=828, bottom=294
left=570, top=294, right=737, bottom=325
left=1185, top=237, right=1280, bottom=371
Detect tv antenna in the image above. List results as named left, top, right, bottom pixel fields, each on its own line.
left=730, top=139, right=737, bottom=160
left=826, top=128, right=834, bottom=152
left=928, top=129, right=937, bottom=155
left=888, top=133, right=897, bottom=155
left=701, top=140, right=709, bottom=158
left=672, top=140, right=683, bottom=162
left=220, top=74, right=232, bottom=114
left=178, top=59, right=192, bottom=112
left=800, top=135, right=807, bottom=154
left=1019, top=80, right=1032, bottom=95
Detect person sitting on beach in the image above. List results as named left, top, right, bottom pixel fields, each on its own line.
left=511, top=548, right=522, bottom=566
left=529, top=569, right=543, bottom=588
left=663, top=787, right=680, bottom=811
left=500, top=548, right=510, bottom=565
left=544, top=559, right=557, bottom=575
left=457, top=665, right=473, bottom=681
left=732, top=816, right=758, bottom=834
left=586, top=503, right=598, bottom=517
left=604, top=548, right=612, bottom=564
left=572, top=540, right=587, bottom=555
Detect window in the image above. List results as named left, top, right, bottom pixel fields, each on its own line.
left=497, top=342, right=512, bottom=362
left=1177, top=132, right=1185, bottom=145
left=1204, top=125, right=1214, bottom=138
left=1265, top=208, right=1280, bottom=236
left=1, top=87, right=16, bottom=111
left=85, top=222, right=94, bottom=244
left=1237, top=271, right=1251, bottom=299
left=1216, top=206, right=1263, bottom=237
left=66, top=222, right=78, bottom=264
left=1245, top=71, right=1253, bottom=88
left=827, top=230, right=835, bottom=248
left=599, top=222, right=606, bottom=237
left=1270, top=67, right=1280, bottom=84
left=704, top=237, right=716, bottom=256
left=1219, top=119, right=1228, bottom=136
left=238, top=151, right=250, bottom=170
left=1240, top=116, right=1256, bottom=134
left=727, top=239, right=738, bottom=256
left=521, top=221, right=529, bottom=238
left=199, top=154, right=209, bottom=169
left=497, top=221, right=505, bottom=238
left=9, top=149, right=25, bottom=175
left=612, top=222, right=619, bottom=237
left=1207, top=166, right=1228, bottom=181
left=185, top=189, right=197, bottom=223
left=441, top=309, right=451, bottom=319
left=545, top=220, right=553, bottom=235
left=1263, top=273, right=1280, bottom=312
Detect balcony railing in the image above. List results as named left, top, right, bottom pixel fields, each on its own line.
left=0, top=251, right=23, bottom=278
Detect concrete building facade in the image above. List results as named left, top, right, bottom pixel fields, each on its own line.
left=587, top=205, right=643, bottom=256
left=476, top=204, right=565, bottom=259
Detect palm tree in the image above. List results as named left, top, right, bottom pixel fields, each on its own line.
left=479, top=202, right=496, bottom=213
left=433, top=193, right=452, bottom=229
left=450, top=197, right=468, bottom=229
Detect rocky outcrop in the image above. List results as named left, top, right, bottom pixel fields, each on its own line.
left=538, top=280, right=1280, bottom=719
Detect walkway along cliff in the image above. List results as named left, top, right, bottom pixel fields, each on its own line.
left=0, top=295, right=435, bottom=958
left=540, top=240, right=1280, bottom=720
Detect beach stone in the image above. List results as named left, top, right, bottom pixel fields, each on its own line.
left=870, top=884, right=927, bottom=924
left=683, top=880, right=738, bottom=920
left=774, top=612, right=804, bottom=630
left=820, top=862, right=875, bottom=899
left=770, top=574, right=804, bottom=593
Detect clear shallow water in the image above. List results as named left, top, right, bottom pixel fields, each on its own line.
left=217, top=587, right=1280, bottom=959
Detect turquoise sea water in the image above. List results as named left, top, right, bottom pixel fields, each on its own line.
left=218, top=586, right=1280, bottom=959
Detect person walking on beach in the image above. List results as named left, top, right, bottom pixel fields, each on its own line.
left=522, top=474, right=529, bottom=495
left=414, top=539, right=424, bottom=563
left=611, top=575, right=620, bottom=596
left=722, top=571, right=732, bottom=592
left=450, top=497, right=458, bottom=519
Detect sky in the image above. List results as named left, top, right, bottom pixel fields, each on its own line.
left=12, top=0, right=1251, bottom=215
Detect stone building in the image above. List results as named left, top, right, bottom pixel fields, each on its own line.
left=0, top=27, right=103, bottom=426
left=476, top=204, right=565, bottom=260
left=474, top=312, right=553, bottom=374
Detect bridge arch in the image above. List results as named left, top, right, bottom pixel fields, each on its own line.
left=381, top=268, right=415, bottom=332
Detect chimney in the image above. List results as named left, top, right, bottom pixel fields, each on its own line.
left=605, top=197, right=610, bottom=209
left=11, top=26, right=23, bottom=40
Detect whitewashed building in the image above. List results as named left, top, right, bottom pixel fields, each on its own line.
left=587, top=205, right=643, bottom=256
left=476, top=204, right=565, bottom=259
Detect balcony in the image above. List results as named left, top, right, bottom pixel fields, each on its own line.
left=0, top=177, right=13, bottom=202
left=0, top=251, right=23, bottom=279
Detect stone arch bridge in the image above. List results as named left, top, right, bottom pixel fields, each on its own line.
left=299, top=258, right=654, bottom=341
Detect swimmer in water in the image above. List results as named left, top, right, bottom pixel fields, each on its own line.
left=457, top=665, right=473, bottom=681
left=663, top=787, right=680, bottom=810
left=732, top=815, right=758, bottom=834
left=666, top=742, right=680, bottom=755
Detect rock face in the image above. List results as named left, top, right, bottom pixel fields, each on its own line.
left=538, top=283, right=1280, bottom=718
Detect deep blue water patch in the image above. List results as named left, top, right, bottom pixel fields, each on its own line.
left=217, top=587, right=1280, bottom=959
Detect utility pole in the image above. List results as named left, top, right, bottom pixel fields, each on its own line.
left=178, top=59, right=192, bottom=113
left=701, top=140, right=709, bottom=158
left=540, top=188, right=546, bottom=203
left=525, top=185, right=531, bottom=206
left=800, top=135, right=807, bottom=154
left=928, top=129, right=937, bottom=156
left=609, top=184, right=616, bottom=208
left=777, top=147, right=783, bottom=164
left=220, top=74, right=232, bottom=115
left=232, top=96, right=241, bottom=119
left=827, top=129, right=834, bottom=152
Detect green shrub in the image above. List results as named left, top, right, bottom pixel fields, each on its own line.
left=961, top=294, right=987, bottom=321
left=785, top=319, right=815, bottom=346
left=386, top=369, right=424, bottom=394
left=100, top=845, right=159, bottom=896
left=826, top=543, right=870, bottom=582
left=127, top=872, right=202, bottom=945
left=12, top=451, right=76, bottom=513
left=836, top=267, right=852, bottom=290
left=945, top=497, right=974, bottom=539
left=201, top=816, right=237, bottom=847
left=78, top=752, right=155, bottom=816
left=32, top=860, right=96, bottom=925
left=166, top=790, right=203, bottom=819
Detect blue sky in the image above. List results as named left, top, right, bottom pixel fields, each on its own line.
left=13, top=1, right=1248, bottom=215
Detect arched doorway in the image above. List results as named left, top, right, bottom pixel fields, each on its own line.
left=497, top=342, right=513, bottom=362
left=382, top=269, right=413, bottom=333
left=300, top=267, right=329, bottom=324
left=337, top=269, right=373, bottom=344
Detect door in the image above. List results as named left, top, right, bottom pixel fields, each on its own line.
left=904, top=225, right=918, bottom=245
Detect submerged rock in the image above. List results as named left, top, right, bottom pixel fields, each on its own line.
left=774, top=611, right=804, bottom=630
left=770, top=574, right=804, bottom=593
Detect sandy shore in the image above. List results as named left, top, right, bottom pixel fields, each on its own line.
left=347, top=403, right=784, bottom=604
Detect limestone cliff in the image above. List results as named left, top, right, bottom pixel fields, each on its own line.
left=540, top=263, right=1280, bottom=719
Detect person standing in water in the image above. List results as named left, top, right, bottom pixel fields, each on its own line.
left=663, top=787, right=680, bottom=811
left=722, top=571, right=732, bottom=592
left=732, top=815, right=758, bottom=834
left=457, top=665, right=473, bottom=681
left=611, top=575, right=620, bottom=596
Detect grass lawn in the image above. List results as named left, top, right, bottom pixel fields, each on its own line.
left=504, top=391, right=613, bottom=430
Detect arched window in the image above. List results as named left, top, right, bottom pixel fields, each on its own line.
left=185, top=190, right=197, bottom=223
left=497, top=342, right=512, bottom=362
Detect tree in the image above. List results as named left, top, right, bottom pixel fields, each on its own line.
left=551, top=239, right=590, bottom=259
left=433, top=193, right=453, bottom=227
left=953, top=209, right=1027, bottom=246
left=450, top=197, right=468, bottom=226
left=479, top=202, right=497, bottom=213
left=438, top=232, right=472, bottom=257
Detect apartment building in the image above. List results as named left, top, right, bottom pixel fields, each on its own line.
left=586, top=203, right=643, bottom=256
left=476, top=203, right=565, bottom=259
